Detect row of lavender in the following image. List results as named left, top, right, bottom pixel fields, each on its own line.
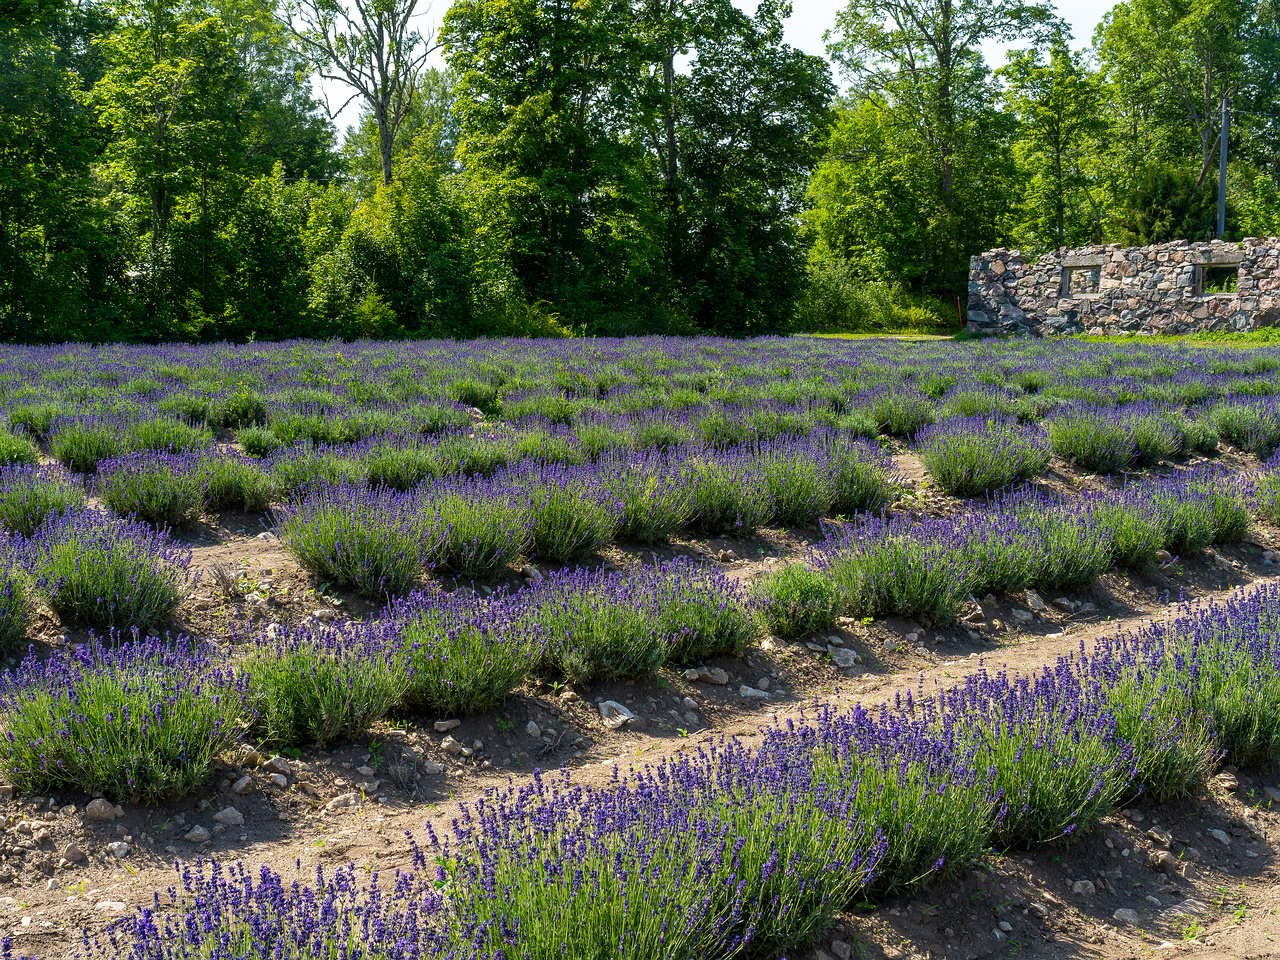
left=73, top=579, right=1280, bottom=960
left=0, top=466, right=1270, bottom=802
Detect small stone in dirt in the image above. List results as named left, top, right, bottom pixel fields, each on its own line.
left=992, top=928, right=1006, bottom=941
left=739, top=685, right=769, bottom=700
left=1024, top=590, right=1048, bottom=612
left=268, top=774, right=288, bottom=790
left=1052, top=597, right=1074, bottom=612
left=61, top=843, right=85, bottom=863
left=1029, top=903, right=1049, bottom=918
left=755, top=678, right=770, bottom=691
left=1146, top=896, right=1162, bottom=906
left=95, top=901, right=127, bottom=913
left=312, top=609, right=337, bottom=623
left=184, top=826, right=211, bottom=844
left=262, top=756, right=291, bottom=776
left=106, top=842, right=129, bottom=858
left=434, top=720, right=461, bottom=733
left=1113, top=908, right=1140, bottom=926
left=1071, top=880, right=1096, bottom=895
left=1012, top=609, right=1033, bottom=622
left=830, top=941, right=851, bottom=960
left=1079, top=602, right=1098, bottom=613
left=1264, top=785, right=1280, bottom=802
left=232, top=776, right=254, bottom=796
left=85, top=799, right=118, bottom=822
left=681, top=697, right=698, bottom=712
left=1122, top=808, right=1144, bottom=822
left=1149, top=850, right=1179, bottom=874
left=422, top=762, right=444, bottom=775
left=525, top=721, right=541, bottom=739
left=355, top=765, right=375, bottom=777
left=829, top=647, right=861, bottom=668
left=213, top=807, right=244, bottom=827
left=1155, top=549, right=1173, bottom=564
left=0, top=786, right=12, bottom=801
left=683, top=668, right=699, bottom=680
left=326, top=793, right=359, bottom=812
left=695, top=666, right=729, bottom=685
left=441, top=736, right=463, bottom=755
left=1183, top=846, right=1202, bottom=861
left=1212, top=772, right=1240, bottom=791
left=806, top=642, right=826, bottom=653
left=599, top=701, right=635, bottom=730
left=825, top=634, right=844, bottom=647
left=1161, top=899, right=1207, bottom=920
left=237, top=745, right=262, bottom=766
left=997, top=921, right=1013, bottom=932
left=1147, top=827, right=1172, bottom=848
left=1208, top=828, right=1231, bottom=846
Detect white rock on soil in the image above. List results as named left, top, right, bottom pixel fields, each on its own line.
left=95, top=901, right=127, bottom=913
left=525, top=721, right=541, bottom=739
left=261, top=756, right=291, bottom=776
left=213, top=807, right=244, bottom=827
left=421, top=762, right=444, bottom=775
left=268, top=774, right=289, bottom=789
left=599, top=701, right=635, bottom=730
left=106, top=842, right=129, bottom=858
left=1113, top=908, right=1140, bottom=925
left=232, top=776, right=254, bottom=795
left=184, top=826, right=211, bottom=844
left=325, top=792, right=359, bottom=812
left=440, top=736, right=463, bottom=755
left=312, top=609, right=336, bottom=622
left=85, top=799, right=118, bottom=822
left=829, top=647, right=862, bottom=668
left=434, top=720, right=461, bottom=732
left=1208, top=828, right=1231, bottom=845
left=695, top=666, right=730, bottom=685
left=61, top=843, right=85, bottom=863
left=739, top=685, right=769, bottom=700
left=355, top=766, right=375, bottom=777
left=1012, top=609, right=1034, bottom=622
left=1071, top=880, right=1096, bottom=895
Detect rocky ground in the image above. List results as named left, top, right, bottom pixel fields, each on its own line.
left=3, top=448, right=1280, bottom=960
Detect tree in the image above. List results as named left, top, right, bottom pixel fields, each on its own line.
left=280, top=0, right=436, bottom=185
left=998, top=36, right=1107, bottom=250
left=343, top=66, right=457, bottom=195
left=1113, top=161, right=1217, bottom=244
left=826, top=0, right=1060, bottom=292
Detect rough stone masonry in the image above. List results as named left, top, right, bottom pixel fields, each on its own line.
left=967, top=238, right=1280, bottom=337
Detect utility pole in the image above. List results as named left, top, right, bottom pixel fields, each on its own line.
left=1217, top=97, right=1230, bottom=238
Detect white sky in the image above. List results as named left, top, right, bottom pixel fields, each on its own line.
left=318, top=0, right=1120, bottom=142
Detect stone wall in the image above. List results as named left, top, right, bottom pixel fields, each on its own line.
left=967, top=238, right=1280, bottom=337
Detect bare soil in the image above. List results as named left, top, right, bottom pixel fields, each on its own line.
left=6, top=449, right=1280, bottom=960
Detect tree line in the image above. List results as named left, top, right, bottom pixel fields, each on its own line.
left=1, top=0, right=1277, bottom=342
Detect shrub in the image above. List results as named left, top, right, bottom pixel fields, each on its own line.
left=527, top=481, right=621, bottom=562
left=365, top=445, right=440, bottom=490
left=384, top=593, right=541, bottom=715
left=242, top=626, right=404, bottom=748
left=916, top=416, right=1050, bottom=497
left=0, top=464, right=86, bottom=535
left=275, top=484, right=435, bottom=597
left=219, top=390, right=268, bottom=428
left=754, top=564, right=841, bottom=639
left=1257, top=470, right=1280, bottom=522
left=686, top=456, right=771, bottom=536
left=1091, top=500, right=1163, bottom=569
left=830, top=440, right=894, bottom=515
left=97, top=453, right=207, bottom=529
left=759, top=443, right=837, bottom=525
left=1046, top=409, right=1133, bottom=473
left=0, top=638, right=246, bottom=801
left=28, top=512, right=190, bottom=629
left=125, top=418, right=213, bottom=454
left=430, top=481, right=531, bottom=577
left=0, top=562, right=32, bottom=652
left=816, top=516, right=974, bottom=624
left=238, top=426, right=281, bottom=458
left=0, top=430, right=37, bottom=466
left=9, top=403, right=65, bottom=440
left=1208, top=403, right=1280, bottom=457
left=197, top=455, right=277, bottom=512
left=603, top=461, right=694, bottom=542
left=270, top=444, right=366, bottom=499
left=870, top=389, right=936, bottom=437
left=50, top=421, right=123, bottom=473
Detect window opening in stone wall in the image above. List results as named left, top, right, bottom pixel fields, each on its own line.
left=1061, top=266, right=1101, bottom=296
left=1199, top=265, right=1239, bottom=295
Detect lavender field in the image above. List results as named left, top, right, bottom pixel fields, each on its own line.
left=2, top=335, right=1280, bottom=958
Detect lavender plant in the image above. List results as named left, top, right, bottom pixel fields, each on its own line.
left=96, top=452, right=207, bottom=529
left=0, top=561, right=31, bottom=651
left=242, top=624, right=406, bottom=748
left=916, top=416, right=1050, bottom=496
left=754, top=563, right=841, bottom=639
left=0, top=636, right=245, bottom=801
left=27, top=511, right=191, bottom=629
left=0, top=430, right=37, bottom=466
left=0, top=464, right=86, bottom=535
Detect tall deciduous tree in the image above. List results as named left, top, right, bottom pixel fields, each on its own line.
left=826, top=0, right=1060, bottom=292
left=280, top=0, right=436, bottom=185
left=999, top=36, right=1107, bottom=249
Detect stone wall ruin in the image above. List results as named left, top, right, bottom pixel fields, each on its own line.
left=967, top=238, right=1280, bottom=337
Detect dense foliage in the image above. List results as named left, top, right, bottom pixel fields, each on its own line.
left=2, top=0, right=1277, bottom=340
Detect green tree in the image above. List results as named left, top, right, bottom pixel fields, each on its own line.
left=827, top=0, right=1060, bottom=293
left=343, top=66, right=457, bottom=196
left=999, top=36, right=1107, bottom=250
left=1113, top=161, right=1217, bottom=244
